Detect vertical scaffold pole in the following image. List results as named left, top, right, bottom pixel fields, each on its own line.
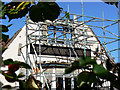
left=118, top=1, right=120, bottom=63
left=38, top=22, right=50, bottom=90
left=69, top=29, right=72, bottom=65
left=81, top=0, right=86, bottom=56
left=26, top=15, right=29, bottom=79
left=102, top=11, right=106, bottom=43
left=38, top=22, right=41, bottom=81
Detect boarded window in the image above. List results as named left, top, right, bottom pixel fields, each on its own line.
left=30, top=44, right=91, bottom=57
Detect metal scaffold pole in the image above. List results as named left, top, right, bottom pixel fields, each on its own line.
left=26, top=15, right=29, bottom=79
left=81, top=0, right=86, bottom=56
left=38, top=22, right=41, bottom=81
left=118, top=1, right=120, bottom=63
left=22, top=7, right=118, bottom=89
left=38, top=22, right=50, bottom=90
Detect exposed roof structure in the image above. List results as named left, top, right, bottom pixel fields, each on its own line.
left=2, top=11, right=118, bottom=89
left=4, top=16, right=115, bottom=65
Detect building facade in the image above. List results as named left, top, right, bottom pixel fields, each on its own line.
left=1, top=14, right=115, bottom=89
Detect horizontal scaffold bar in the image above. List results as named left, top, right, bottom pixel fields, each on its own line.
left=30, top=33, right=53, bottom=37
left=97, top=36, right=120, bottom=39
left=109, top=48, right=120, bottom=52
left=62, top=11, right=118, bottom=22
left=104, top=39, right=120, bottom=45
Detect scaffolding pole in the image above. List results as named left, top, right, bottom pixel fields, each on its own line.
left=26, top=15, right=29, bottom=79
left=118, top=1, right=120, bottom=63
left=22, top=10, right=119, bottom=90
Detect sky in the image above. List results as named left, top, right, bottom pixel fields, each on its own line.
left=2, top=1, right=119, bottom=62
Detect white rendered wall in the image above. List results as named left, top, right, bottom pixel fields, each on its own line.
left=51, top=67, right=56, bottom=89
left=1, top=20, right=109, bottom=88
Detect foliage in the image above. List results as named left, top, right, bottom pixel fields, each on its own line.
left=65, top=11, right=70, bottom=20
left=0, top=2, right=12, bottom=52
left=3, top=59, right=31, bottom=69
left=29, top=2, right=61, bottom=22
left=2, top=1, right=61, bottom=22
left=1, top=24, right=12, bottom=46
left=0, top=2, right=6, bottom=19
left=2, top=85, right=12, bottom=89
left=2, top=71, right=17, bottom=82
left=1, top=24, right=12, bottom=53
left=2, top=47, right=7, bottom=53
left=64, top=56, right=120, bottom=89
left=5, top=2, right=31, bottom=22
left=1, top=1, right=61, bottom=53
left=0, top=24, right=12, bottom=32
left=2, top=59, right=42, bottom=89
left=77, top=71, right=99, bottom=88
left=1, top=1, right=62, bottom=89
left=102, top=0, right=118, bottom=8
left=2, top=59, right=29, bottom=84
left=26, top=75, right=42, bottom=90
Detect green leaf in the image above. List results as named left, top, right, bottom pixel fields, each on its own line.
left=78, top=57, right=86, bottom=67
left=72, top=61, right=82, bottom=69
left=78, top=56, right=96, bottom=67
left=1, top=25, right=8, bottom=32
left=29, top=2, right=61, bottom=22
left=7, top=24, right=12, bottom=28
left=0, top=24, right=12, bottom=32
left=64, top=66, right=75, bottom=74
left=85, top=56, right=96, bottom=65
left=112, top=63, right=120, bottom=77
left=64, top=61, right=82, bottom=74
left=77, top=71, right=98, bottom=87
left=3, top=59, right=14, bottom=65
left=19, top=80, right=26, bottom=90
left=78, top=83, right=91, bottom=89
left=14, top=61, right=31, bottom=69
left=2, top=72, right=17, bottom=82
left=2, top=47, right=7, bottom=53
left=3, top=59, right=31, bottom=69
left=93, top=64, right=119, bottom=88
left=104, top=1, right=118, bottom=8
left=26, top=75, right=39, bottom=89
left=2, top=34, right=9, bottom=43
left=5, top=2, right=31, bottom=21
left=93, top=64, right=109, bottom=79
left=106, top=59, right=113, bottom=71
left=110, top=79, right=120, bottom=90
left=64, top=57, right=96, bottom=74
left=29, top=5, right=43, bottom=22
left=65, top=11, right=70, bottom=20
left=2, top=85, right=12, bottom=89
left=39, top=2, right=61, bottom=21
left=17, top=72, right=25, bottom=78
left=0, top=2, right=6, bottom=19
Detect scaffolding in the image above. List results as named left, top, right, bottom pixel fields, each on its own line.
left=19, top=9, right=119, bottom=89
